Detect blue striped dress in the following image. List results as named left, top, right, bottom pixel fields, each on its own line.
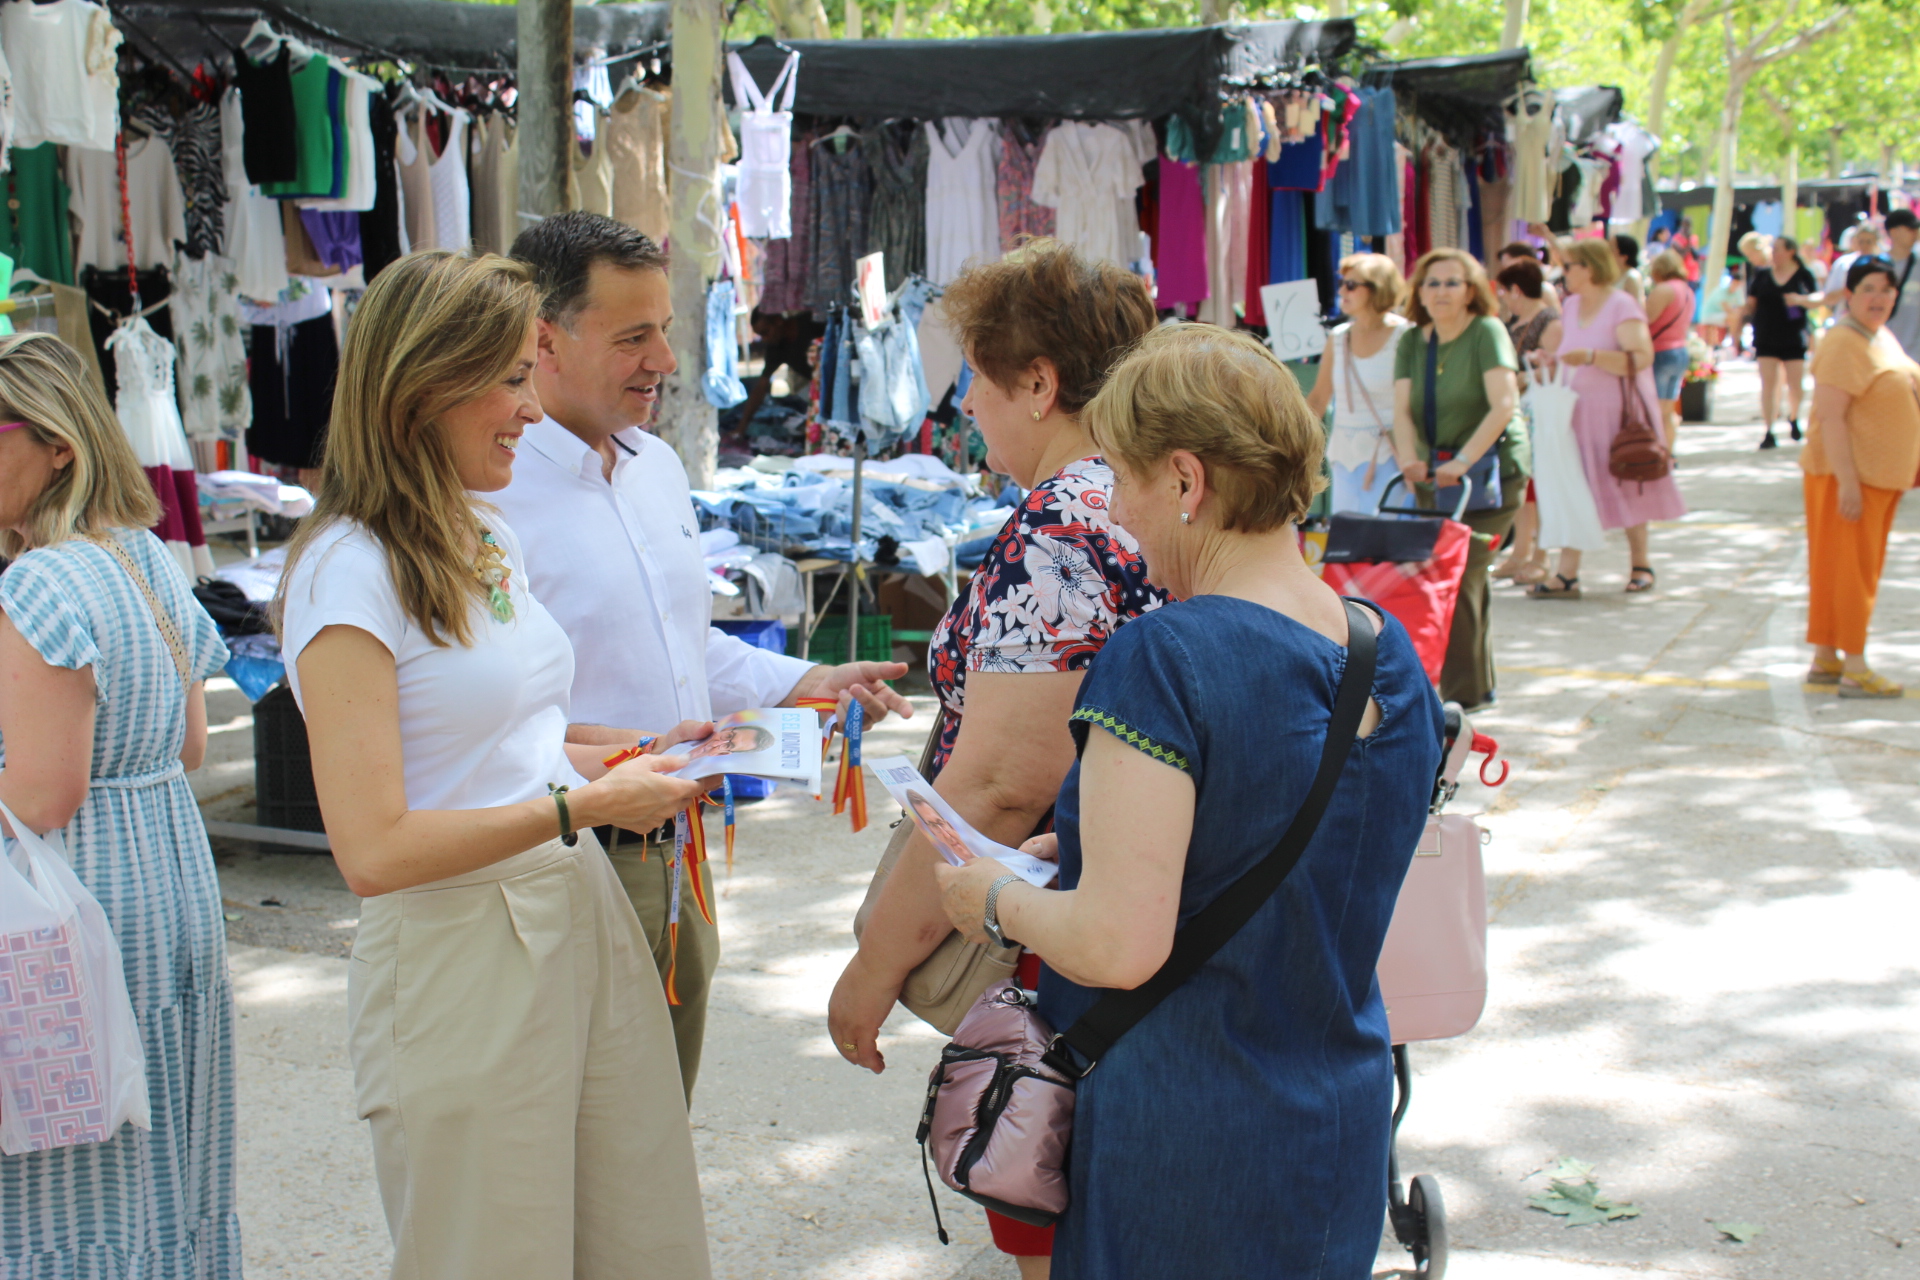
left=0, top=530, right=241, bottom=1279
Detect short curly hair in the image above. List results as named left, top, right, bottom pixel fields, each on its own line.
left=939, top=238, right=1156, bottom=416
left=1087, top=324, right=1326, bottom=532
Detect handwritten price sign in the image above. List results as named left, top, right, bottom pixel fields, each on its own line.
left=1260, top=280, right=1327, bottom=360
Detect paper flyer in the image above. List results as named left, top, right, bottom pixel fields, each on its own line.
left=867, top=756, right=1058, bottom=888
left=672, top=707, right=824, bottom=797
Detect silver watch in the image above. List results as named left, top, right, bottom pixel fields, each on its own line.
left=982, top=873, right=1022, bottom=949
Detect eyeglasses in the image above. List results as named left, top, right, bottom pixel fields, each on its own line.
left=1338, top=278, right=1373, bottom=292
left=1421, top=278, right=1467, bottom=290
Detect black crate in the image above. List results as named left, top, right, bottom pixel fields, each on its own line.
left=252, top=685, right=326, bottom=833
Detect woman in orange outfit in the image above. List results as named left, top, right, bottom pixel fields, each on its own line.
left=1803, top=256, right=1920, bottom=697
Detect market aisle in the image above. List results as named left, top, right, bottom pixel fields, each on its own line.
left=217, top=363, right=1918, bottom=1280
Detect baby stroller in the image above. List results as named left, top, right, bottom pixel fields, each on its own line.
left=1377, top=702, right=1508, bottom=1279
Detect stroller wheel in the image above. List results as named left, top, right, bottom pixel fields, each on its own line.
left=1409, top=1174, right=1448, bottom=1279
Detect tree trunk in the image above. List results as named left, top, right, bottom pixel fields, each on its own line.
left=660, top=0, right=725, bottom=486
left=1827, top=127, right=1844, bottom=178
left=1500, top=0, right=1528, bottom=49
left=1201, top=0, right=1222, bottom=23
left=1783, top=139, right=1799, bottom=243
left=891, top=0, right=908, bottom=37
left=1327, top=0, right=1349, bottom=17
left=515, top=0, right=575, bottom=226
left=843, top=0, right=862, bottom=38
left=1646, top=11, right=1694, bottom=142
left=1702, top=71, right=1749, bottom=311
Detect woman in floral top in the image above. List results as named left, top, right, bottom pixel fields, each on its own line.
left=830, top=240, right=1161, bottom=1278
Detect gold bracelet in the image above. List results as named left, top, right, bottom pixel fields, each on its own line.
left=548, top=783, right=578, bottom=847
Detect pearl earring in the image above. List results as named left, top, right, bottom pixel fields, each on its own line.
left=1180, top=511, right=1191, bottom=524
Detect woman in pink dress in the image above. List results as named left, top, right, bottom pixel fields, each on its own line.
left=1530, top=238, right=1687, bottom=598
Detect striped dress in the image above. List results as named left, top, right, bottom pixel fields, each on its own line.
left=0, top=530, right=240, bottom=1279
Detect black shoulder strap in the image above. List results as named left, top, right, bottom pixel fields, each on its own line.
left=1423, top=329, right=1439, bottom=453
left=1045, top=599, right=1379, bottom=1077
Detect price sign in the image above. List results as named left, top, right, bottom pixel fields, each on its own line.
left=1260, top=280, right=1327, bottom=359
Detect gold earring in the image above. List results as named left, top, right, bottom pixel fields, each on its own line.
left=1031, top=410, right=1041, bottom=420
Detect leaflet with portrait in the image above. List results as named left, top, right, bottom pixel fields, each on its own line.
left=671, top=708, right=823, bottom=797
left=867, top=756, right=1058, bottom=888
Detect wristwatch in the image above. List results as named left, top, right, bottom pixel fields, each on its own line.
left=982, top=873, right=1022, bottom=949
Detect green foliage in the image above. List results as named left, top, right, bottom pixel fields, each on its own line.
left=1713, top=1220, right=1764, bottom=1243
left=1527, top=1158, right=1643, bottom=1226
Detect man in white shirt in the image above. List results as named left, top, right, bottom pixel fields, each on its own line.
left=1880, top=210, right=1920, bottom=357
left=493, top=212, right=911, bottom=1097
left=1821, top=223, right=1881, bottom=318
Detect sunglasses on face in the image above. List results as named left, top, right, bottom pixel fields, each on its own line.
left=1338, top=278, right=1374, bottom=291
left=1422, top=278, right=1467, bottom=290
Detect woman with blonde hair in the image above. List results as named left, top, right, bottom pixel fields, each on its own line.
left=1390, top=247, right=1530, bottom=708
left=276, top=251, right=712, bottom=1280
left=0, top=333, right=240, bottom=1276
left=1307, top=251, right=1413, bottom=513
left=1534, top=237, right=1686, bottom=598
left=1645, top=249, right=1696, bottom=447
left=935, top=323, right=1442, bottom=1277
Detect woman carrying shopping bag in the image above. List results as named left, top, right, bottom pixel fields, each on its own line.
left=1801, top=255, right=1920, bottom=697
left=0, top=333, right=241, bottom=1277
left=1532, top=238, right=1687, bottom=598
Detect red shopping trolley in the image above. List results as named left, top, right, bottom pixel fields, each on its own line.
left=1319, top=476, right=1475, bottom=686
left=1376, top=701, right=1508, bottom=1279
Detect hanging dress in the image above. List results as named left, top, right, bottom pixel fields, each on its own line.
left=396, top=104, right=437, bottom=253
left=726, top=50, right=797, bottom=239
left=106, top=316, right=211, bottom=578
left=428, top=107, right=471, bottom=250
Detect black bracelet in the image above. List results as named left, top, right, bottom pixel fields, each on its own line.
left=548, top=783, right=579, bottom=847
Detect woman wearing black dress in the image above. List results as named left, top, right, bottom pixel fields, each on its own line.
left=1745, top=235, right=1821, bottom=449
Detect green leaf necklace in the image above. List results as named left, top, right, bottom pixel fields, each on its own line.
left=475, top=529, right=515, bottom=623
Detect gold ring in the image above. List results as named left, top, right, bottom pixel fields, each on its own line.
left=841, top=1042, right=857, bottom=1052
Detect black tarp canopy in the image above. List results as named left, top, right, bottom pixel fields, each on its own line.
left=1371, top=47, right=1530, bottom=142
left=1657, top=176, right=1884, bottom=210
left=108, top=0, right=669, bottom=72
left=727, top=20, right=1356, bottom=123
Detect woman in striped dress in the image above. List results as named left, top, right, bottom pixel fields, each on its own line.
left=0, top=333, right=240, bottom=1277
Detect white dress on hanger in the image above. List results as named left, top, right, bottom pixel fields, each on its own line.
left=222, top=87, right=290, bottom=302
left=1029, top=121, right=1146, bottom=270
left=923, top=118, right=1000, bottom=284
left=726, top=50, right=797, bottom=239
left=428, top=108, right=472, bottom=250
left=107, top=316, right=210, bottom=578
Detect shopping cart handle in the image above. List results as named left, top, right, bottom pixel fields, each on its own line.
left=1376, top=473, right=1473, bottom=522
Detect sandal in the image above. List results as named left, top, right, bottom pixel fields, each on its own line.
left=1510, top=560, right=1552, bottom=586
left=1806, top=656, right=1845, bottom=685
left=1838, top=669, right=1905, bottom=699
left=1625, top=566, right=1657, bottom=594
left=1527, top=574, right=1582, bottom=599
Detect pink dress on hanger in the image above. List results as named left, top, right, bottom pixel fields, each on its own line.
left=1561, top=289, right=1688, bottom=530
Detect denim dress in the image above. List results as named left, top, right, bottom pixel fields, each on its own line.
left=1038, top=596, right=1442, bottom=1279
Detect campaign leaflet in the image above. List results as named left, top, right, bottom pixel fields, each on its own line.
left=670, top=708, right=823, bottom=797
left=867, top=755, right=1058, bottom=888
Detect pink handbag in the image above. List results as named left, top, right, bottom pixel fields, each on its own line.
left=1376, top=706, right=1506, bottom=1044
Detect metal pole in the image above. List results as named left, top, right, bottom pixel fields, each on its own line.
left=847, top=437, right=864, bottom=663
left=516, top=0, right=575, bottom=226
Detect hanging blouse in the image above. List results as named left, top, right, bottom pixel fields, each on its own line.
left=607, top=84, right=669, bottom=244
left=67, top=131, right=187, bottom=272
left=260, top=55, right=342, bottom=200
left=3, top=0, right=121, bottom=153
left=396, top=105, right=438, bottom=251
left=994, top=123, right=1054, bottom=253
left=861, top=122, right=927, bottom=291
left=923, top=118, right=1000, bottom=285
left=726, top=51, right=797, bottom=239
left=232, top=47, right=298, bottom=184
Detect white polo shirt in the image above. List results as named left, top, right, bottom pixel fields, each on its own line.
left=489, top=416, right=814, bottom=732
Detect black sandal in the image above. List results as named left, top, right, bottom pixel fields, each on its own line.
left=1527, top=574, right=1582, bottom=599
left=1625, top=566, right=1657, bottom=594
left=1759, top=431, right=1779, bottom=450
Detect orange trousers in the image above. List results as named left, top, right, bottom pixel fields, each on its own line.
left=1804, top=473, right=1905, bottom=653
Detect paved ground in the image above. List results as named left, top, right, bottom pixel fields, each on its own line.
left=192, top=356, right=1919, bottom=1278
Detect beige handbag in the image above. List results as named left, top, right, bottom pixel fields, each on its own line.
left=851, top=711, right=1021, bottom=1035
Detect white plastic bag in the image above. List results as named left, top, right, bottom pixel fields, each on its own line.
left=1524, top=367, right=1607, bottom=553
left=0, top=797, right=149, bottom=1154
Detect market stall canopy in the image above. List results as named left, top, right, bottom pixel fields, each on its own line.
left=727, top=20, right=1356, bottom=122
left=108, top=0, right=670, bottom=72
left=1657, top=175, right=1886, bottom=210
left=1370, top=47, right=1531, bottom=142
left=1554, top=86, right=1623, bottom=144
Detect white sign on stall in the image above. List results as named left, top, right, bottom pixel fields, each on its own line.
left=1260, top=280, right=1328, bottom=360
left=856, top=252, right=889, bottom=329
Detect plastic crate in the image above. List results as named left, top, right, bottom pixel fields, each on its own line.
left=793, top=614, right=893, bottom=665
left=252, top=685, right=326, bottom=834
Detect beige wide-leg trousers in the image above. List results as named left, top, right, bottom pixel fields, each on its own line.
left=347, top=834, right=711, bottom=1280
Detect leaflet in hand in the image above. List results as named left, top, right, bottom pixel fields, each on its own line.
left=868, top=756, right=1058, bottom=888
left=671, top=708, right=823, bottom=796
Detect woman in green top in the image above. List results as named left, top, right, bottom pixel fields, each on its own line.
left=1390, top=247, right=1529, bottom=709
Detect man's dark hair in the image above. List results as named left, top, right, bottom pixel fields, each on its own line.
left=1612, top=234, right=1641, bottom=267
left=1885, top=208, right=1919, bottom=232
left=508, top=211, right=668, bottom=325
left=1495, top=258, right=1545, bottom=299
left=1498, top=241, right=1544, bottom=263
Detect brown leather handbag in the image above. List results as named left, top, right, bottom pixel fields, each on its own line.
left=851, top=711, right=1020, bottom=1034
left=1608, top=369, right=1672, bottom=485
